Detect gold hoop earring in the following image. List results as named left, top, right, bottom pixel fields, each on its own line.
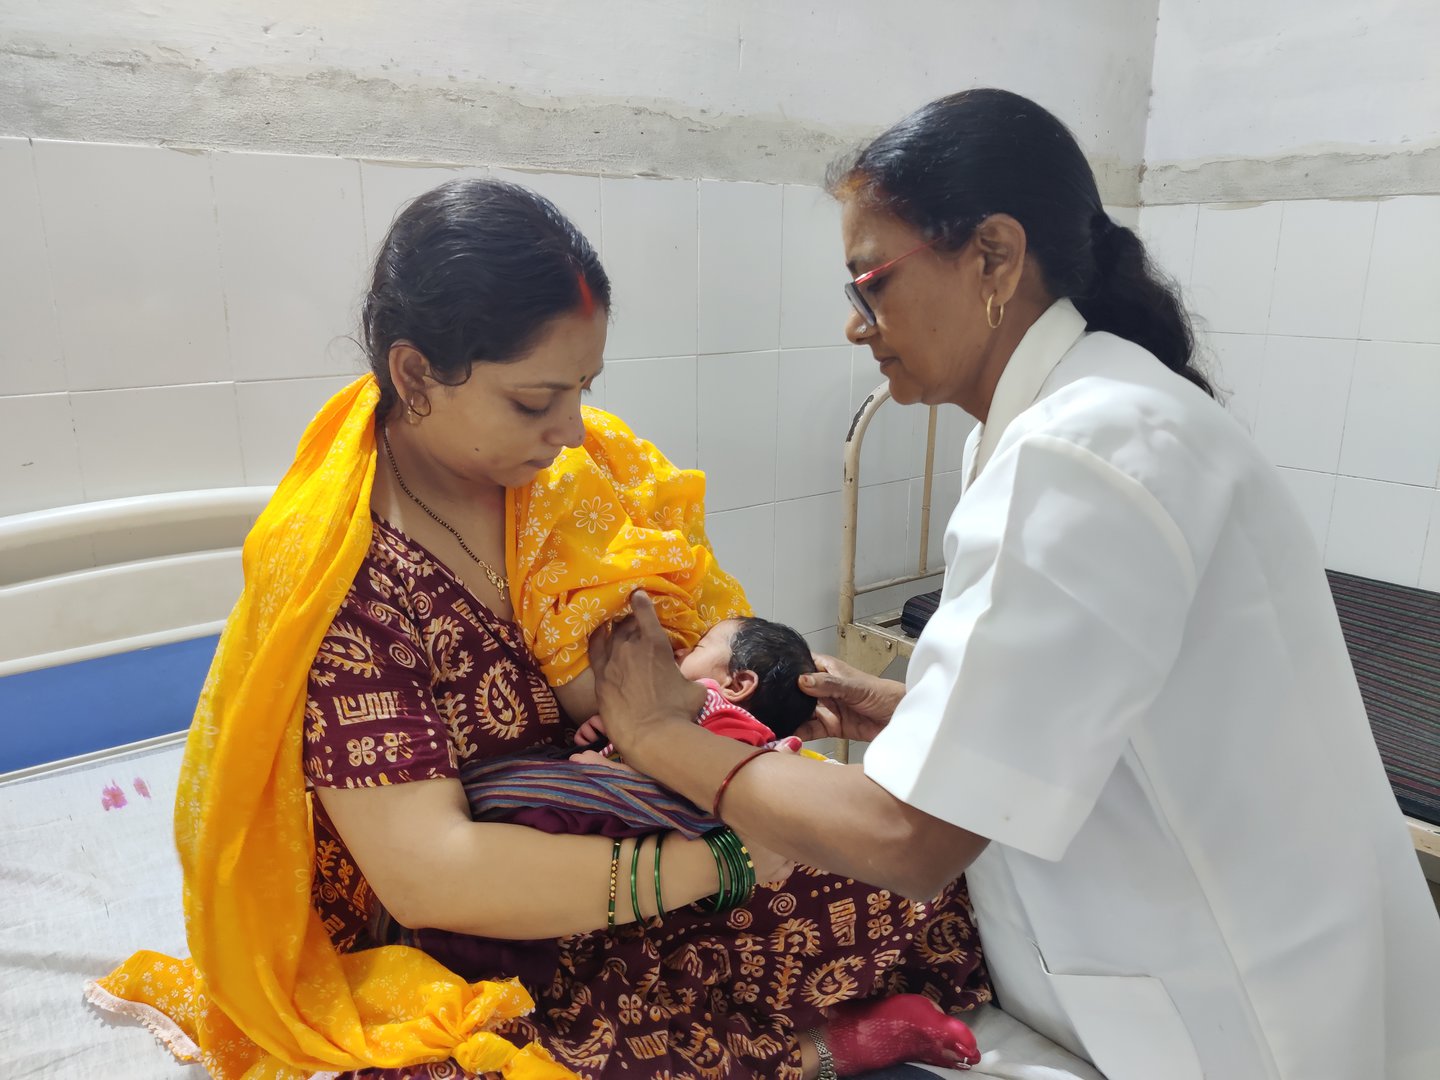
left=986, top=294, right=1005, bottom=330
left=407, top=395, right=432, bottom=421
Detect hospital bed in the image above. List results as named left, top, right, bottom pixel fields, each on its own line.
left=0, top=486, right=1104, bottom=1078
left=1, top=487, right=265, bottom=1079
left=835, top=384, right=1440, bottom=899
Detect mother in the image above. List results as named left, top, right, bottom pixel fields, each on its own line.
left=312, top=178, right=989, bottom=1079
left=95, top=178, right=990, bottom=1080
left=588, top=90, right=1440, bottom=1080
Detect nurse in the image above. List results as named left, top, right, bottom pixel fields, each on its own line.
left=586, top=88, right=1440, bottom=1080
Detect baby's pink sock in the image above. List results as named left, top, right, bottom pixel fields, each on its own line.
left=824, top=994, right=980, bottom=1074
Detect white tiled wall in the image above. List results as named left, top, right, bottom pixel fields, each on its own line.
left=0, top=136, right=970, bottom=642
left=11, top=135, right=1432, bottom=620
left=34, top=140, right=232, bottom=393
left=211, top=151, right=369, bottom=382
left=600, top=177, right=699, bottom=361
left=1139, top=195, right=1440, bottom=589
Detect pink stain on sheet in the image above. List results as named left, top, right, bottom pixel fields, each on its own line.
left=101, top=782, right=128, bottom=811
left=133, top=777, right=152, bottom=800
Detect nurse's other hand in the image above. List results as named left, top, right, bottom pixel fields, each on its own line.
left=568, top=749, right=638, bottom=774
left=588, top=590, right=706, bottom=751
left=736, top=826, right=796, bottom=887
left=795, top=655, right=905, bottom=743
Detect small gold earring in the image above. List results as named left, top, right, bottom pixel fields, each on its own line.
left=986, top=294, right=1005, bottom=330
left=407, top=395, right=432, bottom=421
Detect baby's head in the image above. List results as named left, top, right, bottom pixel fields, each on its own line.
left=676, top=617, right=818, bottom=739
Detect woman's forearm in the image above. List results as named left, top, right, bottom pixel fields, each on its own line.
left=626, top=722, right=987, bottom=899
left=417, top=822, right=722, bottom=938
left=314, top=781, right=720, bottom=940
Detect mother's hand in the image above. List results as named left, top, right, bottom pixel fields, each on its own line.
left=587, top=590, right=707, bottom=754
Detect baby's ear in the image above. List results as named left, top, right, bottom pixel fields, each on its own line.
left=719, top=668, right=760, bottom=704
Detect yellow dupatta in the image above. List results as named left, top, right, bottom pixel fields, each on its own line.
left=88, top=382, right=754, bottom=1078
left=508, top=406, right=752, bottom=685
left=88, top=376, right=571, bottom=1079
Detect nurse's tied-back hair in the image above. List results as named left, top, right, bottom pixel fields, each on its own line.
left=829, top=88, right=1214, bottom=398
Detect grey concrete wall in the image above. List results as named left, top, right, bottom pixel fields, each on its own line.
left=0, top=0, right=1158, bottom=201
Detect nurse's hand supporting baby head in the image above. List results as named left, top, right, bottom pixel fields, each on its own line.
left=795, top=654, right=906, bottom=743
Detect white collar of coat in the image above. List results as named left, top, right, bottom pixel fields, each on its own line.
left=967, top=297, right=1087, bottom=485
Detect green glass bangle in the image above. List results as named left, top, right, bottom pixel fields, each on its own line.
left=653, top=832, right=666, bottom=921
left=723, top=833, right=755, bottom=906
left=721, top=829, right=756, bottom=906
left=703, top=828, right=756, bottom=913
left=702, top=830, right=730, bottom=912
left=630, top=835, right=644, bottom=924
left=714, top=830, right=739, bottom=887
left=719, top=841, right=742, bottom=910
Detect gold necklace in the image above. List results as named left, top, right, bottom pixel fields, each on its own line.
left=382, top=430, right=509, bottom=601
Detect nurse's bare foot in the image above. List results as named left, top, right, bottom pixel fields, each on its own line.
left=826, top=994, right=980, bottom=1073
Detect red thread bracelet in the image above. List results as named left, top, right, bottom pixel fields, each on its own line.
left=711, top=748, right=775, bottom=818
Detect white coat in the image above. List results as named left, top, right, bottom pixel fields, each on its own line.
left=864, top=299, right=1440, bottom=1079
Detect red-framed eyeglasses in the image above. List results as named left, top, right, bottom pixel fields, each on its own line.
left=844, top=238, right=940, bottom=330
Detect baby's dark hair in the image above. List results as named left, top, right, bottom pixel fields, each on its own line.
left=728, top=617, right=818, bottom=738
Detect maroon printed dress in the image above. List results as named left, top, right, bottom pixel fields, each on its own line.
left=303, top=517, right=991, bottom=1079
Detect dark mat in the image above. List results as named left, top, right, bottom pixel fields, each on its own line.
left=1328, top=571, right=1440, bottom=825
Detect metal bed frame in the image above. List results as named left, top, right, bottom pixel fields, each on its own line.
left=834, top=383, right=944, bottom=762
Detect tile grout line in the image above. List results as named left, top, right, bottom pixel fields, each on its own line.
left=771, top=187, right=788, bottom=513
left=1354, top=200, right=1384, bottom=344
left=24, top=138, right=93, bottom=509
left=23, top=138, right=70, bottom=401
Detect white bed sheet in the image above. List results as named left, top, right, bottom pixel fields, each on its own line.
left=1, top=746, right=1103, bottom=1080
left=1, top=744, right=205, bottom=1079
left=913, top=1005, right=1105, bottom=1079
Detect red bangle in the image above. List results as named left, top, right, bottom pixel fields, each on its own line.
left=711, top=748, right=775, bottom=819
